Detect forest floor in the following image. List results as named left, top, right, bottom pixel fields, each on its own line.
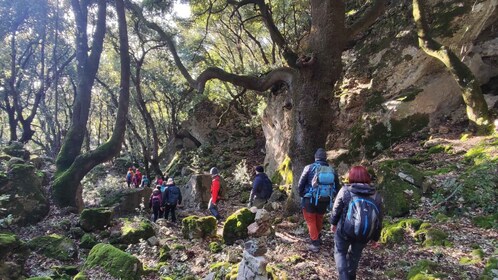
left=9, top=133, right=498, bottom=280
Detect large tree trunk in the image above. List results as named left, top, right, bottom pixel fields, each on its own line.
left=55, top=0, right=107, bottom=173
left=53, top=0, right=131, bottom=208
left=412, top=0, right=491, bottom=133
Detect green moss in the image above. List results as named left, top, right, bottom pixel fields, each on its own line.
left=407, top=260, right=439, bottom=280
left=380, top=223, right=405, bottom=244
left=364, top=114, right=429, bottom=158
left=25, top=277, right=52, bottom=280
left=209, top=241, right=222, bottom=253
left=73, top=271, right=87, bottom=280
left=284, top=255, right=304, bottom=264
left=80, top=207, right=113, bottom=232
left=272, top=156, right=293, bottom=187
left=222, top=208, right=256, bottom=245
left=159, top=245, right=171, bottom=262
left=27, top=234, right=77, bottom=261
left=397, top=218, right=423, bottom=231
left=459, top=249, right=484, bottom=265
left=267, top=264, right=288, bottom=280
left=427, top=144, right=452, bottom=154
left=181, top=215, right=217, bottom=240
left=83, top=243, right=143, bottom=280
left=472, top=214, right=498, bottom=229
left=171, top=243, right=185, bottom=250
left=460, top=160, right=498, bottom=212
left=80, top=233, right=97, bottom=249
left=434, top=213, right=449, bottom=222
left=208, top=261, right=238, bottom=280
left=52, top=265, right=79, bottom=277
left=481, top=257, right=498, bottom=279
left=376, top=160, right=423, bottom=217
left=415, top=228, right=451, bottom=247
left=0, top=233, right=20, bottom=259
left=120, top=218, right=155, bottom=244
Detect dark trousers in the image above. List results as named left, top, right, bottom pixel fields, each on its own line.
left=164, top=204, right=177, bottom=222
left=334, top=232, right=367, bottom=280
left=208, top=199, right=222, bottom=220
left=152, top=205, right=161, bottom=222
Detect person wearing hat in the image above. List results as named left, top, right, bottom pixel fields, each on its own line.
left=248, top=166, right=273, bottom=209
left=298, top=148, right=341, bottom=252
left=162, top=178, right=182, bottom=223
left=208, top=167, right=223, bottom=221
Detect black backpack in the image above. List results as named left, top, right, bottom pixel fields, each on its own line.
left=166, top=186, right=181, bottom=205
left=260, top=176, right=273, bottom=200
left=342, top=191, right=381, bottom=243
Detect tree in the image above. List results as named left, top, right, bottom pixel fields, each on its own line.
left=127, top=0, right=386, bottom=209
left=412, top=0, right=491, bottom=133
left=52, top=0, right=131, bottom=208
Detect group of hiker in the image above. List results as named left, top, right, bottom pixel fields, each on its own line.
left=125, top=167, right=150, bottom=188
left=132, top=147, right=383, bottom=280
left=299, top=148, right=384, bottom=280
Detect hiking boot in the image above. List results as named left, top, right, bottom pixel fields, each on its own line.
left=308, top=244, right=320, bottom=253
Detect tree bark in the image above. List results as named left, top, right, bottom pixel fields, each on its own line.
left=53, top=0, right=131, bottom=208
left=412, top=0, right=491, bottom=133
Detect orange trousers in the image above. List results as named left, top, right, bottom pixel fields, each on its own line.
left=303, top=209, right=325, bottom=241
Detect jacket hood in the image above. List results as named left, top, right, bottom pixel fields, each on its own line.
left=347, top=183, right=376, bottom=195
left=153, top=189, right=161, bottom=195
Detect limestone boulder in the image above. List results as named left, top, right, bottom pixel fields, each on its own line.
left=181, top=215, right=217, bottom=240
left=223, top=208, right=256, bottom=245
left=27, top=234, right=77, bottom=261
left=102, top=187, right=152, bottom=215
left=80, top=207, right=113, bottom=232
left=0, top=164, right=49, bottom=225
left=74, top=243, right=143, bottom=280
left=182, top=174, right=227, bottom=209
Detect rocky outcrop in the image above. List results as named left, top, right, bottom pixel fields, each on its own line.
left=27, top=234, right=77, bottom=261
left=80, top=208, right=113, bottom=232
left=103, top=187, right=152, bottom=215
left=181, top=215, right=217, bottom=240
left=223, top=208, right=256, bottom=245
left=118, top=218, right=155, bottom=244
left=182, top=174, right=212, bottom=209
left=0, top=164, right=49, bottom=225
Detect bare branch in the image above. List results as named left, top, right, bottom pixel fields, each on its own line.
left=346, top=0, right=386, bottom=40
left=227, top=0, right=298, bottom=67
left=196, top=66, right=296, bottom=93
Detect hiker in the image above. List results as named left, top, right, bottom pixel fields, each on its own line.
left=126, top=168, right=134, bottom=188
left=134, top=169, right=142, bottom=188
left=154, top=175, right=163, bottom=187
left=330, top=166, right=383, bottom=280
left=141, top=175, right=150, bottom=188
left=298, top=148, right=340, bottom=252
left=248, top=166, right=273, bottom=209
left=208, top=167, right=223, bottom=221
left=162, top=178, right=182, bottom=223
left=149, top=187, right=163, bottom=222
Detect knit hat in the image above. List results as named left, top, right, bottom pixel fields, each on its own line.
left=209, top=167, right=219, bottom=175
left=314, top=148, right=327, bottom=160
left=255, top=166, right=264, bottom=173
left=166, top=178, right=174, bottom=185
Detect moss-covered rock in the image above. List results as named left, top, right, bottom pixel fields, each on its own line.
left=79, top=243, right=143, bottom=280
left=27, top=234, right=77, bottom=261
left=472, top=213, right=498, bottom=229
left=0, top=232, right=21, bottom=260
left=80, top=207, right=113, bottom=232
left=209, top=241, right=223, bottom=253
left=52, top=265, right=79, bottom=277
left=222, top=208, right=256, bottom=245
left=459, top=249, right=483, bottom=265
left=380, top=218, right=424, bottom=245
left=407, top=260, right=441, bottom=280
left=159, top=244, right=171, bottom=262
left=415, top=227, right=451, bottom=247
left=80, top=233, right=97, bottom=249
left=209, top=261, right=239, bottom=280
left=119, top=218, right=155, bottom=244
left=2, top=142, right=30, bottom=160
left=181, top=215, right=217, bottom=240
left=0, top=163, right=49, bottom=225
left=375, top=160, right=423, bottom=217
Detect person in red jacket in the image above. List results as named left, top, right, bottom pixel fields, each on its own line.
left=208, top=167, right=223, bottom=221
left=134, top=169, right=142, bottom=188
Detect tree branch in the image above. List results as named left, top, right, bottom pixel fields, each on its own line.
left=346, top=0, right=386, bottom=40
left=227, top=0, right=298, bottom=67
left=196, top=66, right=296, bottom=93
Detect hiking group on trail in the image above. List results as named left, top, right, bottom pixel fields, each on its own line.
left=138, top=147, right=383, bottom=280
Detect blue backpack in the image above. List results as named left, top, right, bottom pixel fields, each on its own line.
left=306, top=164, right=336, bottom=207
left=342, top=191, right=380, bottom=243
